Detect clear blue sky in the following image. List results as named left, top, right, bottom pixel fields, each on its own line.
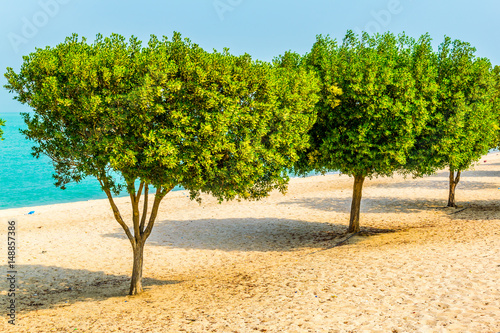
left=2, top=0, right=500, bottom=112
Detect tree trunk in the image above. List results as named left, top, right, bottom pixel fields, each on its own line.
left=447, top=169, right=461, bottom=208
left=129, top=241, right=145, bottom=295
left=348, top=174, right=365, bottom=233
left=100, top=179, right=172, bottom=296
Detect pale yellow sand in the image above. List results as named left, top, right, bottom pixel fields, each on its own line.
left=1, top=153, right=500, bottom=332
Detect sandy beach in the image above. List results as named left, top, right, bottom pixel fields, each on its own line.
left=1, top=153, right=500, bottom=333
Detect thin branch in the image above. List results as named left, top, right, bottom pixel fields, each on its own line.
left=99, top=178, right=135, bottom=249
left=306, top=232, right=360, bottom=255
left=136, top=181, right=144, bottom=206
left=450, top=207, right=468, bottom=215
left=127, top=180, right=141, bottom=241
left=142, top=184, right=174, bottom=241
left=127, top=179, right=137, bottom=204
left=139, top=183, right=149, bottom=233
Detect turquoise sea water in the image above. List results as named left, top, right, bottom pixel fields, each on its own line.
left=0, top=112, right=327, bottom=210
left=0, top=112, right=135, bottom=210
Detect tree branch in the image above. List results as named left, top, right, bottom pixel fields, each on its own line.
left=127, top=180, right=141, bottom=241
left=99, top=178, right=136, bottom=249
left=142, top=185, right=174, bottom=241
left=139, top=183, right=149, bottom=233
left=136, top=181, right=144, bottom=206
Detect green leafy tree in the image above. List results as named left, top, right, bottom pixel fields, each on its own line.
left=4, top=33, right=319, bottom=295
left=0, top=117, right=4, bottom=140
left=406, top=37, right=497, bottom=207
left=296, top=31, right=435, bottom=233
left=491, top=65, right=500, bottom=149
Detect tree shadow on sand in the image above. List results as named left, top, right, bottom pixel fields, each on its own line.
left=0, top=265, right=182, bottom=313
left=430, top=169, right=500, bottom=178
left=446, top=201, right=500, bottom=221
left=369, top=174, right=500, bottom=190
left=459, top=169, right=500, bottom=178
left=103, top=218, right=396, bottom=252
left=279, top=196, right=447, bottom=215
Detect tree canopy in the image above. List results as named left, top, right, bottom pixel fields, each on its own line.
left=296, top=31, right=436, bottom=232
left=405, top=37, right=498, bottom=207
left=4, top=32, right=320, bottom=294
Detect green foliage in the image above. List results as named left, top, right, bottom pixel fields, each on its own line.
left=296, top=31, right=432, bottom=179
left=406, top=37, right=497, bottom=176
left=4, top=32, right=320, bottom=294
left=0, top=117, right=4, bottom=140
left=4, top=32, right=320, bottom=201
left=491, top=65, right=500, bottom=148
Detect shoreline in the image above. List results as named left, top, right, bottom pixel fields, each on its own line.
left=0, top=171, right=341, bottom=214
left=0, top=150, right=494, bottom=216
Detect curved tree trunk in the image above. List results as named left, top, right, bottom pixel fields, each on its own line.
left=447, top=169, right=461, bottom=208
left=348, top=175, right=365, bottom=233
left=129, top=241, right=145, bottom=295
